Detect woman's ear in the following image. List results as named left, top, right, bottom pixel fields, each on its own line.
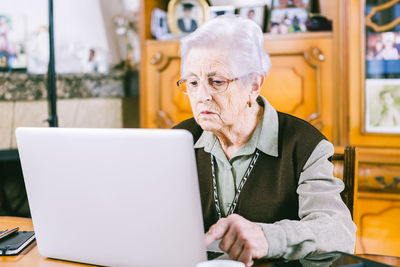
left=250, top=74, right=264, bottom=96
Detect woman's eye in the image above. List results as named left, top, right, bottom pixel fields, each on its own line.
left=211, top=80, right=226, bottom=86
left=189, top=80, right=199, bottom=87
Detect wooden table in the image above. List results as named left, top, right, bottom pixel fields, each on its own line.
left=0, top=217, right=90, bottom=267
left=1, top=217, right=399, bottom=267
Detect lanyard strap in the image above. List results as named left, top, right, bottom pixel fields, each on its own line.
left=211, top=150, right=260, bottom=219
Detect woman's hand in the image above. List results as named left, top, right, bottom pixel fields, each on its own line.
left=205, top=214, right=269, bottom=267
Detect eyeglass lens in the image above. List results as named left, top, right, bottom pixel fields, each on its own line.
left=179, top=77, right=229, bottom=94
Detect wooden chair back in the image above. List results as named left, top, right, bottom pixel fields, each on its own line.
left=332, top=146, right=358, bottom=219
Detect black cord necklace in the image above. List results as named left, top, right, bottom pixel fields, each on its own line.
left=210, top=149, right=260, bottom=219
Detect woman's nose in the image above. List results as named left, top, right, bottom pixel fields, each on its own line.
left=196, top=81, right=212, bottom=101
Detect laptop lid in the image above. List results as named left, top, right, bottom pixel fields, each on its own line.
left=16, top=127, right=206, bottom=267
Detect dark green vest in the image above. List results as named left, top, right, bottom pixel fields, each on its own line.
left=173, top=112, right=326, bottom=232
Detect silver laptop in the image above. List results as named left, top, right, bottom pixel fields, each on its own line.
left=16, top=127, right=206, bottom=267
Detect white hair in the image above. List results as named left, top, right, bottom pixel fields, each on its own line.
left=179, top=14, right=271, bottom=77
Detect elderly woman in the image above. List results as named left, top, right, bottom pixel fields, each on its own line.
left=173, top=15, right=356, bottom=266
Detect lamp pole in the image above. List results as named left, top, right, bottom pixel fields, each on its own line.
left=46, top=0, right=58, bottom=127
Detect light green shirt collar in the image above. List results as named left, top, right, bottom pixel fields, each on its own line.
left=194, top=95, right=279, bottom=158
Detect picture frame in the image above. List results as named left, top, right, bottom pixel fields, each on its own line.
left=209, top=5, right=235, bottom=19
left=237, top=5, right=267, bottom=31
left=167, top=0, right=209, bottom=34
left=273, top=0, right=309, bottom=9
left=365, top=31, right=400, bottom=78
left=0, top=14, right=27, bottom=71
left=269, top=0, right=309, bottom=34
left=365, top=79, right=400, bottom=133
left=151, top=8, right=169, bottom=39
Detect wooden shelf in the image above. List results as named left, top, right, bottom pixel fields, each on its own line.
left=144, top=31, right=334, bottom=45
left=263, top=31, right=333, bottom=40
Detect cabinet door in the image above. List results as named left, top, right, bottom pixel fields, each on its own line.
left=356, top=193, right=400, bottom=256
left=142, top=41, right=189, bottom=128
left=263, top=36, right=333, bottom=140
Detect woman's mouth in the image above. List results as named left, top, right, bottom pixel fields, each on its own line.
left=200, top=111, right=215, bottom=115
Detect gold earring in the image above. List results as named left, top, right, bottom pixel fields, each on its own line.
left=247, top=95, right=252, bottom=108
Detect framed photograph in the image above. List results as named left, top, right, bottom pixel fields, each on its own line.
left=0, top=14, right=27, bottom=71
left=209, top=5, right=235, bottom=19
left=365, top=79, right=400, bottom=133
left=365, top=31, right=400, bottom=78
left=238, top=6, right=267, bottom=31
left=151, top=8, right=169, bottom=39
left=167, top=0, right=209, bottom=34
left=269, top=0, right=309, bottom=34
left=273, top=0, right=309, bottom=9
left=366, top=31, right=400, bottom=61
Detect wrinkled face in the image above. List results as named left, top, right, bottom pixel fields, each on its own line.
left=184, top=9, right=192, bottom=17
left=376, top=41, right=383, bottom=51
left=384, top=39, right=394, bottom=48
left=382, top=92, right=394, bottom=106
left=183, top=47, right=251, bottom=132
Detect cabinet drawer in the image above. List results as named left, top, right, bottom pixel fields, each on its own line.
left=358, top=163, right=400, bottom=193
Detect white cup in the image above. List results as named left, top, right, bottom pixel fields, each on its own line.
left=196, top=260, right=245, bottom=267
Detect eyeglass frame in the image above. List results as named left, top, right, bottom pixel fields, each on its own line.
left=176, top=75, right=246, bottom=95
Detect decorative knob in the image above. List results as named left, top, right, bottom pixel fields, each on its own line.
left=311, top=47, right=325, bottom=61
left=150, top=52, right=163, bottom=65
left=394, top=177, right=400, bottom=187
left=155, top=110, right=174, bottom=128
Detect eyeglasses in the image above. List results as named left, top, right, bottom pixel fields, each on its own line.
left=177, top=76, right=241, bottom=95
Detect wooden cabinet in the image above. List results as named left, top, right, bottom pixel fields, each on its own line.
left=139, top=0, right=400, bottom=257
left=139, top=1, right=338, bottom=143
left=348, top=0, right=400, bottom=148
left=345, top=0, right=400, bottom=256
left=142, top=33, right=334, bottom=141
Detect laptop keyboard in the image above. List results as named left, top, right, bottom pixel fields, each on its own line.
left=207, top=251, right=224, bottom=260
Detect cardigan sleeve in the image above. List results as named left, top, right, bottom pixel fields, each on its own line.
left=257, top=140, right=357, bottom=259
